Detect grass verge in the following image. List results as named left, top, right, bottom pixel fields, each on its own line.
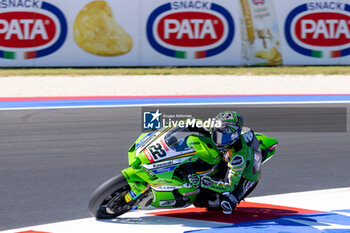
left=0, top=66, right=349, bottom=76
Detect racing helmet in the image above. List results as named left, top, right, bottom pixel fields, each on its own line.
left=211, top=111, right=243, bottom=150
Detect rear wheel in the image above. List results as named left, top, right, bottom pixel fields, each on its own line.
left=88, top=174, right=133, bottom=219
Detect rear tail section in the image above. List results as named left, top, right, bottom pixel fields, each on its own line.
left=254, top=132, right=278, bottom=164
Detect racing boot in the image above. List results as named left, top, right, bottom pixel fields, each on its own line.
left=208, top=193, right=220, bottom=209
left=220, top=192, right=238, bottom=214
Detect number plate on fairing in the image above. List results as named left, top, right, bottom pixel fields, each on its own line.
left=142, top=137, right=195, bottom=163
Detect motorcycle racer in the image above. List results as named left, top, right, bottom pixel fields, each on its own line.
left=188, top=111, right=262, bottom=214
left=89, top=110, right=277, bottom=219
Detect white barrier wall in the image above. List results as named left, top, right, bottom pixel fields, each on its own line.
left=0, top=0, right=349, bottom=66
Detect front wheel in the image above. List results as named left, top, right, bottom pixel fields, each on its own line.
left=88, top=174, right=133, bottom=219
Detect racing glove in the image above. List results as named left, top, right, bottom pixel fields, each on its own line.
left=220, top=192, right=238, bottom=215
left=201, top=176, right=213, bottom=189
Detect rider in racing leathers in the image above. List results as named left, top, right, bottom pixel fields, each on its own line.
left=188, top=111, right=262, bottom=214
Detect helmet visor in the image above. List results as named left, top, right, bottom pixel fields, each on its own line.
left=212, top=127, right=239, bottom=147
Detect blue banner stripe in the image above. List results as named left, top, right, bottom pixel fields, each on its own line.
left=36, top=2, right=68, bottom=58
left=146, top=3, right=176, bottom=58
left=0, top=95, right=350, bottom=109
left=284, top=4, right=313, bottom=57
left=205, top=3, right=234, bottom=57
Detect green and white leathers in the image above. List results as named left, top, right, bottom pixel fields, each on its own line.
left=88, top=121, right=278, bottom=219
left=208, top=111, right=262, bottom=194
left=206, top=128, right=262, bottom=193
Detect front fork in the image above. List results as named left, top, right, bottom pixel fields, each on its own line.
left=122, top=167, right=152, bottom=208
left=124, top=185, right=150, bottom=203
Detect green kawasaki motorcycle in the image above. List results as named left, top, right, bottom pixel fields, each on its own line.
left=88, top=125, right=278, bottom=219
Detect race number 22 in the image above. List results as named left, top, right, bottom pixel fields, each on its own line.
left=148, top=143, right=166, bottom=160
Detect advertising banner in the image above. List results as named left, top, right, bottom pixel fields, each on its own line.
left=276, top=0, right=350, bottom=65
left=239, top=0, right=283, bottom=66
left=0, top=0, right=140, bottom=66
left=0, top=0, right=349, bottom=66
left=140, top=0, right=241, bottom=66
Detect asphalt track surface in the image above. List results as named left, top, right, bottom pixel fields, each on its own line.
left=1, top=104, right=350, bottom=231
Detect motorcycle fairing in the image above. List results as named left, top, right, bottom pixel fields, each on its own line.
left=123, top=127, right=277, bottom=209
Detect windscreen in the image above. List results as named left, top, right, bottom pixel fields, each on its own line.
left=164, top=127, right=207, bottom=152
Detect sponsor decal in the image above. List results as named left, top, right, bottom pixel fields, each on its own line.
left=159, top=200, right=176, bottom=206
left=141, top=160, right=175, bottom=169
left=152, top=165, right=177, bottom=174
left=253, top=152, right=262, bottom=174
left=224, top=150, right=232, bottom=162
left=129, top=190, right=137, bottom=198
left=201, top=176, right=213, bottom=187
left=252, top=0, right=265, bottom=6
left=160, top=139, right=170, bottom=151
left=152, top=160, right=174, bottom=168
left=124, top=190, right=137, bottom=203
left=285, top=1, right=350, bottom=58
left=136, top=133, right=153, bottom=148
left=183, top=189, right=200, bottom=196
left=146, top=1, right=234, bottom=59
left=143, top=149, right=155, bottom=163
left=143, top=157, right=188, bottom=170
left=0, top=0, right=67, bottom=60
left=151, top=184, right=181, bottom=191
left=231, top=155, right=244, bottom=167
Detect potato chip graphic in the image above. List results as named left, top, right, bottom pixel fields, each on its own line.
left=255, top=51, right=268, bottom=59
left=266, top=47, right=282, bottom=65
left=255, top=47, right=282, bottom=65
left=74, top=0, right=133, bottom=56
